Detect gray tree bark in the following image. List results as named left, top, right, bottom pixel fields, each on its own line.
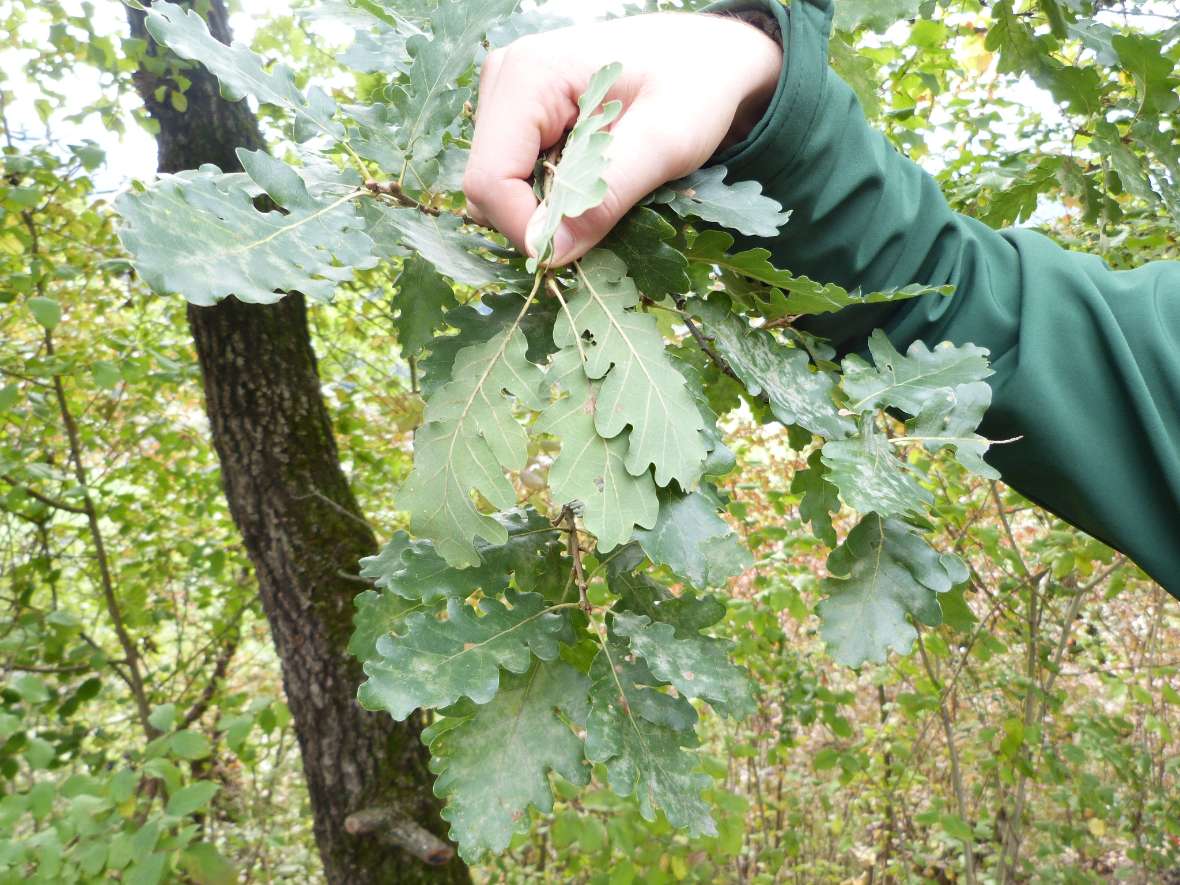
left=126, top=3, right=469, bottom=882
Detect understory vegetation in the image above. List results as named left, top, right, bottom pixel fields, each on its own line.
left=1, top=0, right=1178, bottom=882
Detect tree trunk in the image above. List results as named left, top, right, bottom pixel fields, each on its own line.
left=126, top=4, right=468, bottom=882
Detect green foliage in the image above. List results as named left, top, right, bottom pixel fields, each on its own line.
left=391, top=254, right=457, bottom=356
left=88, top=0, right=1180, bottom=875
left=399, top=322, right=546, bottom=567
left=834, top=0, right=925, bottom=34
left=612, top=611, right=755, bottom=718
left=692, top=296, right=853, bottom=440
left=652, top=165, right=791, bottom=237
left=144, top=1, right=343, bottom=143
left=583, top=639, right=716, bottom=837
left=108, top=0, right=1017, bottom=860
left=634, top=488, right=752, bottom=591
left=555, top=250, right=708, bottom=487
left=536, top=347, right=659, bottom=551
left=391, top=0, right=521, bottom=183
left=358, top=590, right=569, bottom=719
left=357, top=507, right=563, bottom=602
left=0, top=140, right=317, bottom=881
left=424, top=660, right=590, bottom=860
left=818, top=514, right=968, bottom=666
left=116, top=156, right=375, bottom=305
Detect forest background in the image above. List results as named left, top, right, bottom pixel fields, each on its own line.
left=1, top=0, right=1179, bottom=882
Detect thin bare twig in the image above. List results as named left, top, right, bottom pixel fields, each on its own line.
left=1, top=473, right=88, bottom=514
left=917, top=632, right=978, bottom=885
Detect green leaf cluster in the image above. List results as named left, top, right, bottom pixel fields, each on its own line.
left=352, top=514, right=753, bottom=860
left=114, top=0, right=1009, bottom=860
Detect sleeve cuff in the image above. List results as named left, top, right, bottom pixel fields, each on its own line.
left=703, top=0, right=835, bottom=183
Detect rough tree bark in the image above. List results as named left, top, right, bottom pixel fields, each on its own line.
left=125, top=3, right=469, bottom=882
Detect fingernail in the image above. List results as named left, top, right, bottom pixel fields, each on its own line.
left=552, top=224, right=576, bottom=264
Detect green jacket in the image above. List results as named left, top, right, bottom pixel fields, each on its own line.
left=710, top=0, right=1180, bottom=595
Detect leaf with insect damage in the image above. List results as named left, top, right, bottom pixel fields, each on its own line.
left=116, top=160, right=374, bottom=306
left=537, top=347, right=658, bottom=552
left=556, top=250, right=709, bottom=487
left=818, top=514, right=968, bottom=667
left=653, top=165, right=791, bottom=238
left=584, top=640, right=715, bottom=835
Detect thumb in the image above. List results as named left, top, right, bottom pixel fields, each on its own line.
left=534, top=95, right=685, bottom=266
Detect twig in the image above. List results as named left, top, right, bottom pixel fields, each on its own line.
left=555, top=504, right=589, bottom=612
left=293, top=490, right=373, bottom=531
left=1, top=473, right=88, bottom=514
left=180, top=627, right=241, bottom=729
left=540, top=143, right=562, bottom=201
left=2, top=662, right=91, bottom=675
left=917, top=632, right=978, bottom=885
left=23, top=208, right=157, bottom=740
left=1041, top=556, right=1125, bottom=702
left=672, top=297, right=745, bottom=385
left=345, top=807, right=455, bottom=866
left=364, top=179, right=478, bottom=226
left=991, top=481, right=1033, bottom=579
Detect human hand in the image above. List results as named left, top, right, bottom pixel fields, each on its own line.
left=463, top=13, right=782, bottom=266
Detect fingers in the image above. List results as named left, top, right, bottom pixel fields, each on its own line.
left=464, top=50, right=503, bottom=229
left=464, top=45, right=579, bottom=252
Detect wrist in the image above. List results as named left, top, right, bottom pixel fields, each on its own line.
left=708, top=13, right=783, bottom=148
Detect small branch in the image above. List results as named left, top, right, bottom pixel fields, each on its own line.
left=991, top=481, right=1032, bottom=579
left=293, top=490, right=372, bottom=532
left=24, top=207, right=157, bottom=740
left=917, top=632, right=978, bottom=885
left=345, top=807, right=455, bottom=866
left=540, top=143, right=562, bottom=201
left=672, top=298, right=744, bottom=385
left=761, top=315, right=797, bottom=330
left=364, top=179, right=477, bottom=226
left=1, top=473, right=88, bottom=514
left=555, top=504, right=589, bottom=612
left=1041, top=556, right=1124, bottom=702
left=3, top=662, right=91, bottom=675
left=180, top=627, right=241, bottom=729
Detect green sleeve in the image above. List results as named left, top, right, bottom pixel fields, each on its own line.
left=707, top=0, right=1180, bottom=595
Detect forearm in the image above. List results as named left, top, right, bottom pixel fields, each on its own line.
left=708, top=0, right=1006, bottom=350
left=707, top=0, right=1180, bottom=594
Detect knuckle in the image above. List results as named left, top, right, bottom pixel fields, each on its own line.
left=481, top=47, right=506, bottom=76
left=597, top=186, right=626, bottom=222
left=462, top=166, right=494, bottom=205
